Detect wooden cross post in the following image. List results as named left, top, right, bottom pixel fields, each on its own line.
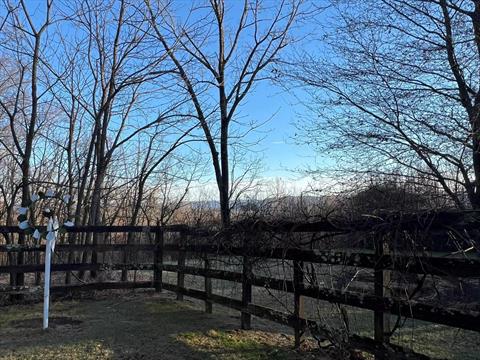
left=154, top=221, right=164, bottom=292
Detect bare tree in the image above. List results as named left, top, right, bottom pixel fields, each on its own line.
left=0, top=0, right=54, bottom=286
left=290, top=0, right=480, bottom=209
left=38, top=0, right=196, bottom=278
left=145, top=0, right=303, bottom=228
left=60, top=0, right=177, bottom=228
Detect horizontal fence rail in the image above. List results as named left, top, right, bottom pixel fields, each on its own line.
left=2, top=243, right=478, bottom=277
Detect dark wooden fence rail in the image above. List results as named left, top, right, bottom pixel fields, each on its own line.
left=1, top=223, right=479, bottom=360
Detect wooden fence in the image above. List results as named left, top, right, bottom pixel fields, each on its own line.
left=0, top=220, right=479, bottom=360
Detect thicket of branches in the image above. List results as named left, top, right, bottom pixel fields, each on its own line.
left=3, top=0, right=478, bottom=233
left=0, top=0, right=307, bottom=234
left=289, top=0, right=480, bottom=210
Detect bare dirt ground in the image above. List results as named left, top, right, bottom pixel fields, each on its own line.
left=0, top=290, right=328, bottom=360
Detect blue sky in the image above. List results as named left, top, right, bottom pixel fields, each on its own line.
left=183, top=0, right=327, bottom=182
left=240, top=81, right=314, bottom=178
left=167, top=0, right=330, bottom=198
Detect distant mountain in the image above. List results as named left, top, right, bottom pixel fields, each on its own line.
left=187, top=200, right=221, bottom=210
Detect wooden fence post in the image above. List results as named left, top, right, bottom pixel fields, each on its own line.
left=241, top=232, right=252, bottom=330
left=176, top=231, right=186, bottom=301
left=293, top=260, right=305, bottom=348
left=204, top=256, right=212, bottom=313
left=65, top=232, right=76, bottom=284
left=374, top=235, right=390, bottom=358
left=121, top=231, right=133, bottom=282
left=17, top=233, right=25, bottom=287
left=91, top=232, right=98, bottom=279
left=8, top=245, right=15, bottom=287
left=153, top=221, right=164, bottom=292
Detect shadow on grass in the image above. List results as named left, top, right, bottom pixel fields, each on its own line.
left=0, top=292, right=326, bottom=360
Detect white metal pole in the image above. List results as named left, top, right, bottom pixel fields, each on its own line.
left=43, top=218, right=54, bottom=330
left=43, top=237, right=51, bottom=330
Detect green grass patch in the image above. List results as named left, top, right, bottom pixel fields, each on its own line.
left=176, top=329, right=323, bottom=359
left=391, top=323, right=480, bottom=360
left=0, top=340, right=113, bottom=360
left=144, top=299, right=191, bottom=314
left=0, top=301, right=81, bottom=329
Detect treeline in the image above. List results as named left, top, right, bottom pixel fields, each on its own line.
left=1, top=0, right=479, bottom=233
left=0, top=0, right=303, bottom=231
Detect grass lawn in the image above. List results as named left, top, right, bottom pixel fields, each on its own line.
left=1, top=288, right=478, bottom=359
left=0, top=291, right=327, bottom=360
